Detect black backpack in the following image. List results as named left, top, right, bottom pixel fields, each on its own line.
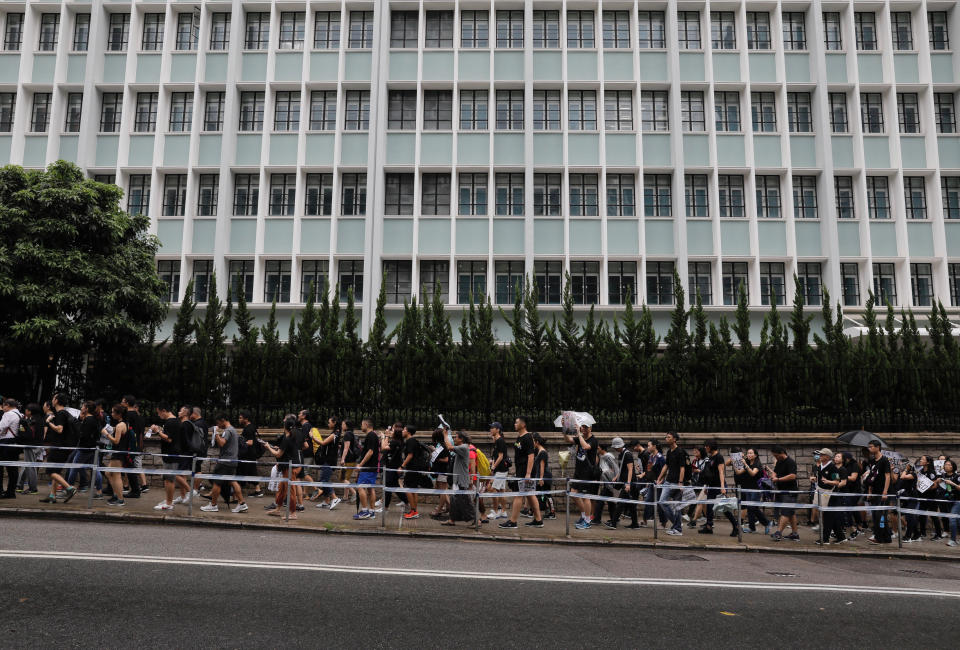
left=186, top=421, right=209, bottom=456
left=16, top=416, right=38, bottom=444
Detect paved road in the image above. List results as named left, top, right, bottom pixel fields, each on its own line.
left=1, top=520, right=957, bottom=648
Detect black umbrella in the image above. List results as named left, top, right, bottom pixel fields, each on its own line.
left=836, top=430, right=889, bottom=448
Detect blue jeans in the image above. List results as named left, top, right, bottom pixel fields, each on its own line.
left=319, top=465, right=334, bottom=497
left=949, top=501, right=960, bottom=542
left=658, top=483, right=683, bottom=532
left=66, top=449, right=102, bottom=491
left=642, top=483, right=665, bottom=523
left=742, top=489, right=769, bottom=529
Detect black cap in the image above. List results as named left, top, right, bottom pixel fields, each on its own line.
left=489, top=421, right=503, bottom=431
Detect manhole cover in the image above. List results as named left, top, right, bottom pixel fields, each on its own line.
left=899, top=569, right=930, bottom=576
left=654, top=552, right=708, bottom=561
left=767, top=571, right=798, bottom=577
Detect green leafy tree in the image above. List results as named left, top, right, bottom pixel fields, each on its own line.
left=366, top=275, right=390, bottom=361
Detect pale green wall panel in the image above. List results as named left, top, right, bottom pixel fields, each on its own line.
left=170, top=53, right=197, bottom=82
left=95, top=135, right=119, bottom=167
left=163, top=135, right=190, bottom=167
left=340, top=133, right=368, bottom=165
left=0, top=54, right=21, bottom=83
left=493, top=219, right=524, bottom=254
left=713, top=53, right=740, bottom=82
left=569, top=219, right=601, bottom=255
left=757, top=221, right=787, bottom=256
left=567, top=52, right=598, bottom=81
left=824, top=53, right=847, bottom=83
left=605, top=133, right=636, bottom=166
left=343, top=52, right=371, bottom=81
left=235, top=134, right=263, bottom=166
left=784, top=53, right=810, bottom=83
left=939, top=137, right=960, bottom=169
left=192, top=219, right=217, bottom=254
left=241, top=53, right=267, bottom=82
left=57, top=135, right=79, bottom=163
left=869, top=221, right=899, bottom=257
left=894, top=53, right=920, bottom=84
left=494, top=134, right=525, bottom=165
left=568, top=133, right=599, bottom=166
left=494, top=52, right=524, bottom=81
left=857, top=54, right=883, bottom=83
left=204, top=53, right=228, bottom=82
left=642, top=134, right=671, bottom=166
left=157, top=219, right=184, bottom=253
left=899, top=137, right=926, bottom=169
left=22, top=136, right=46, bottom=168
left=795, top=221, right=821, bottom=257
left=931, top=53, right=955, bottom=84
left=603, top=52, right=634, bottom=81
left=230, top=219, right=257, bottom=254
left=607, top=220, right=638, bottom=255
left=301, top=219, right=331, bottom=254
left=127, top=135, right=155, bottom=167
left=637, top=52, right=667, bottom=82
left=831, top=136, right=854, bottom=168
left=678, top=52, right=704, bottom=81
left=264, top=219, right=294, bottom=254
left=0, top=136, right=9, bottom=165
left=945, top=222, right=960, bottom=255
left=862, top=137, right=890, bottom=169
left=534, top=220, right=564, bottom=255
left=337, top=219, right=366, bottom=254
left=715, top=135, right=745, bottom=167
left=304, top=134, right=335, bottom=165
left=686, top=220, right=713, bottom=256
left=907, top=222, right=934, bottom=258
left=419, top=219, right=452, bottom=255
left=421, top=133, right=452, bottom=165
left=753, top=135, right=781, bottom=168
left=790, top=135, right=817, bottom=168
left=269, top=134, right=299, bottom=166
left=748, top=53, right=777, bottom=82
left=837, top=222, right=861, bottom=256
left=458, top=133, right=489, bottom=165
left=422, top=52, right=454, bottom=80
left=456, top=219, right=489, bottom=255
left=31, top=54, right=56, bottom=84
left=310, top=52, right=340, bottom=81
left=645, top=220, right=674, bottom=256
left=103, top=54, right=127, bottom=83
left=459, top=51, right=490, bottom=81
left=721, top=221, right=751, bottom=256
left=383, top=219, right=414, bottom=255
left=389, top=52, right=418, bottom=80
left=386, top=134, right=416, bottom=165
left=197, top=134, right=223, bottom=167
left=533, top=52, right=562, bottom=80
left=66, top=54, right=86, bottom=83
left=682, top=134, right=709, bottom=167
left=136, top=54, right=162, bottom=83
left=274, top=52, right=303, bottom=82
left=534, top=133, right=563, bottom=165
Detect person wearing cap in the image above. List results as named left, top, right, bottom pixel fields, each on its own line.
left=487, top=422, right=509, bottom=519
left=603, top=437, right=640, bottom=529
left=813, top=447, right=848, bottom=544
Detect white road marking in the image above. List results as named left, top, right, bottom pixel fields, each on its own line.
left=1, top=549, right=957, bottom=598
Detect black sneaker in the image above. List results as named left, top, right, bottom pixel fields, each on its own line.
left=603, top=520, right=617, bottom=530
left=106, top=497, right=125, bottom=507
left=251, top=490, right=265, bottom=498
left=264, top=503, right=278, bottom=511
left=525, top=520, right=544, bottom=528
left=625, top=522, right=642, bottom=529
left=295, top=504, right=305, bottom=512
left=543, top=512, right=557, bottom=520
left=698, top=526, right=714, bottom=534
left=126, top=492, right=141, bottom=499
left=140, top=486, right=150, bottom=493
left=498, top=520, right=518, bottom=529
left=787, top=532, right=800, bottom=541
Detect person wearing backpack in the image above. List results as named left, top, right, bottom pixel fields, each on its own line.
left=0, top=398, right=22, bottom=498
left=15, top=403, right=43, bottom=495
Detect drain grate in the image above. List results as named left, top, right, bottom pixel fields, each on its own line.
left=767, top=571, right=798, bottom=577
left=654, top=552, right=708, bottom=561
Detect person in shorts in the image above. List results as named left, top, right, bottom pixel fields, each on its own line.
left=40, top=395, right=78, bottom=504
left=497, top=416, right=542, bottom=529
left=566, top=423, right=599, bottom=528
left=769, top=445, right=800, bottom=541
left=200, top=414, right=248, bottom=513
left=151, top=404, right=189, bottom=511
left=235, top=412, right=263, bottom=497
left=400, top=425, right=431, bottom=519
left=486, top=422, right=509, bottom=519
left=353, top=419, right=380, bottom=520
left=339, top=420, right=359, bottom=503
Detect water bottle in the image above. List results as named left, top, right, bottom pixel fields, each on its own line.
left=879, top=514, right=885, bottom=530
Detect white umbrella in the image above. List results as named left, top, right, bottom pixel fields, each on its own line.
left=553, top=411, right=596, bottom=433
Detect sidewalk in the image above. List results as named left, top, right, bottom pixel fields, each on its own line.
left=1, top=489, right=957, bottom=561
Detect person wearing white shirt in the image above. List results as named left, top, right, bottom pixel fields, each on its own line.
left=0, top=398, right=23, bottom=498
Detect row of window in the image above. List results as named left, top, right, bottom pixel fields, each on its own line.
left=3, top=9, right=950, bottom=54
left=157, top=257, right=947, bottom=311
left=112, top=170, right=960, bottom=222
left=5, top=87, right=956, bottom=137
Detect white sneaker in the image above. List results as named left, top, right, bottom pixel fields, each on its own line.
left=181, top=493, right=192, bottom=504
left=200, top=504, right=219, bottom=512
left=666, top=528, right=683, bottom=536
left=682, top=514, right=691, bottom=522
left=329, top=497, right=342, bottom=510
left=498, top=511, right=509, bottom=519
left=374, top=499, right=383, bottom=508
left=947, top=540, right=958, bottom=547
left=487, top=510, right=497, bottom=519
left=191, top=489, right=200, bottom=497
left=316, top=502, right=328, bottom=509
left=373, top=507, right=383, bottom=513
left=811, top=525, right=820, bottom=531
left=154, top=501, right=174, bottom=511
left=232, top=503, right=249, bottom=513
left=172, top=496, right=184, bottom=504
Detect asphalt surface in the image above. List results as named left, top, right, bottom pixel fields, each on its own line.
left=1, top=520, right=958, bottom=648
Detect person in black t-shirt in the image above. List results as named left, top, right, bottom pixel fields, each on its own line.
left=532, top=433, right=555, bottom=519
left=768, top=446, right=800, bottom=541
left=604, top=437, right=638, bottom=529
left=864, top=440, right=892, bottom=544
left=235, top=412, right=264, bottom=497
left=566, top=423, right=599, bottom=528
left=339, top=421, right=359, bottom=504
left=312, top=416, right=342, bottom=509
left=353, top=419, right=381, bottom=519
left=656, top=431, right=688, bottom=535
left=498, top=416, right=542, bottom=529
left=699, top=440, right=738, bottom=536
left=381, top=423, right=409, bottom=513
left=40, top=394, right=79, bottom=504
left=487, top=423, right=510, bottom=519
left=263, top=415, right=303, bottom=520
left=120, top=396, right=145, bottom=497
left=149, top=404, right=191, bottom=511
left=400, top=425, right=431, bottom=519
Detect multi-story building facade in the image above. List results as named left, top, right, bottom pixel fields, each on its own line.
left=0, top=1, right=958, bottom=339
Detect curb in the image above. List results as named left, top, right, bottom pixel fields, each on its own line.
left=2, top=507, right=958, bottom=562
